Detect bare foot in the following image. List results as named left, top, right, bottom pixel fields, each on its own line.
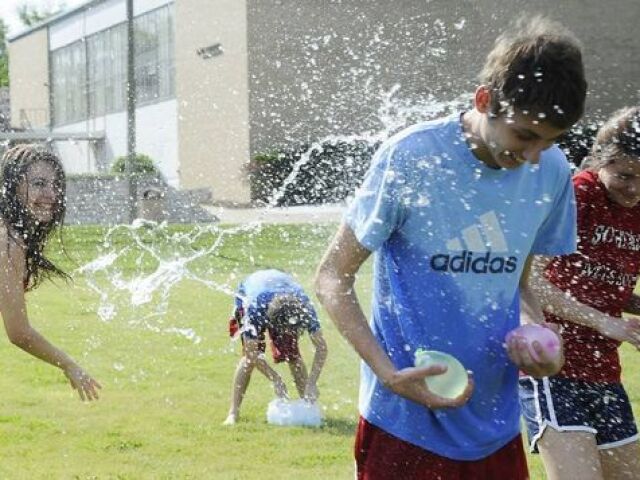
left=222, top=413, right=237, bottom=426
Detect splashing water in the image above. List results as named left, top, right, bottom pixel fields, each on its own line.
left=77, top=85, right=469, bottom=345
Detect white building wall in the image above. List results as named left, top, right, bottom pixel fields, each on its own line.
left=54, top=99, right=179, bottom=186
left=136, top=100, right=179, bottom=186
left=134, top=0, right=174, bottom=16
left=49, top=0, right=172, bottom=50
left=53, top=138, right=94, bottom=174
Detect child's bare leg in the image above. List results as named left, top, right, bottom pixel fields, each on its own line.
left=288, top=357, right=309, bottom=398
left=538, top=428, right=604, bottom=480
left=224, top=357, right=254, bottom=425
left=600, top=441, right=640, bottom=480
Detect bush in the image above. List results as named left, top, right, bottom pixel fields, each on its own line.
left=111, top=153, right=159, bottom=175
left=247, top=140, right=379, bottom=206
left=557, top=120, right=602, bottom=169
left=246, top=151, right=289, bottom=204
left=247, top=120, right=605, bottom=207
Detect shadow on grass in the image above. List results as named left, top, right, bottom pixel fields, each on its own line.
left=320, top=417, right=357, bottom=437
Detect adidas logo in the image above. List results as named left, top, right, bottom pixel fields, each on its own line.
left=430, top=211, right=518, bottom=274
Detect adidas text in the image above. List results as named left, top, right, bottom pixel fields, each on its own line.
left=430, top=250, right=518, bottom=274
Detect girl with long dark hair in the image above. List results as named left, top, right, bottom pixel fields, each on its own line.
left=0, top=145, right=101, bottom=400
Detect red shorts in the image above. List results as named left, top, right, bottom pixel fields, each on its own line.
left=355, top=417, right=529, bottom=480
left=264, top=326, right=301, bottom=363
left=234, top=322, right=300, bottom=363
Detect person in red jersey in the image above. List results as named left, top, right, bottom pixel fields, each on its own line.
left=520, top=106, right=640, bottom=480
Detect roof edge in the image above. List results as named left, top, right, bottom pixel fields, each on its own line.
left=7, top=0, right=106, bottom=43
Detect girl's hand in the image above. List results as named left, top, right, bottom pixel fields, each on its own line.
left=63, top=365, right=102, bottom=401
left=624, top=318, right=640, bottom=350
left=600, top=317, right=640, bottom=350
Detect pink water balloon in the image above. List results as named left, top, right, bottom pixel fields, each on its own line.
left=505, top=324, right=561, bottom=362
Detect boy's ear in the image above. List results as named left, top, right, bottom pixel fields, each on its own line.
left=474, top=85, right=492, bottom=114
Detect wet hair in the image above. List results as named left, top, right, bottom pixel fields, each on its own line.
left=480, top=15, right=587, bottom=129
left=0, top=144, right=68, bottom=289
left=581, top=107, right=640, bottom=171
left=266, top=294, right=313, bottom=332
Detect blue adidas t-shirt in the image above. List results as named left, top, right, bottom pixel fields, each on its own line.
left=345, top=114, right=577, bottom=461
left=235, top=269, right=320, bottom=339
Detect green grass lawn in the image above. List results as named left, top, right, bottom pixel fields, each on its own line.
left=0, top=223, right=637, bottom=479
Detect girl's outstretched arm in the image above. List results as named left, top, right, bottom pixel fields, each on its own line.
left=0, top=225, right=102, bottom=400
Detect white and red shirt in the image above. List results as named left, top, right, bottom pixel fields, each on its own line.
left=545, top=170, right=640, bottom=383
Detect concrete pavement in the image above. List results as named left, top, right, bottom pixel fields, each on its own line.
left=203, top=203, right=345, bottom=224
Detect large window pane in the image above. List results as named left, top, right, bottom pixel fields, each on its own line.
left=51, top=4, right=174, bottom=126
left=52, top=40, right=87, bottom=125
left=135, top=5, right=175, bottom=104
left=106, top=24, right=127, bottom=113
left=87, top=34, right=105, bottom=117
left=87, top=23, right=127, bottom=117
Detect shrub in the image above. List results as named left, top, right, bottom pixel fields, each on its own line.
left=111, top=153, right=159, bottom=175
left=557, top=120, right=602, bottom=169
left=245, top=151, right=289, bottom=203
left=247, top=141, right=379, bottom=206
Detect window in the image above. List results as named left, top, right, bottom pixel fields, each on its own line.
left=135, top=6, right=175, bottom=104
left=87, top=23, right=127, bottom=117
left=51, top=40, right=87, bottom=125
left=51, top=4, right=175, bottom=126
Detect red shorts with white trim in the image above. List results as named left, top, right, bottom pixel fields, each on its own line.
left=354, top=417, right=529, bottom=480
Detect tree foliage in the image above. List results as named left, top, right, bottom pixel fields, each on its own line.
left=0, top=18, right=8, bottom=88
left=17, top=2, right=65, bottom=28
left=0, top=2, right=67, bottom=87
left=247, top=141, right=379, bottom=205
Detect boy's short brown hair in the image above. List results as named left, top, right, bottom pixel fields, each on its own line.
left=480, top=15, right=587, bottom=129
left=267, top=294, right=313, bottom=331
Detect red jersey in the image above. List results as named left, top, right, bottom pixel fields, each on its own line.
left=544, top=170, right=640, bottom=383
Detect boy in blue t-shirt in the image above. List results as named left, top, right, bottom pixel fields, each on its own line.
left=315, top=16, right=587, bottom=479
left=224, top=269, right=327, bottom=425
